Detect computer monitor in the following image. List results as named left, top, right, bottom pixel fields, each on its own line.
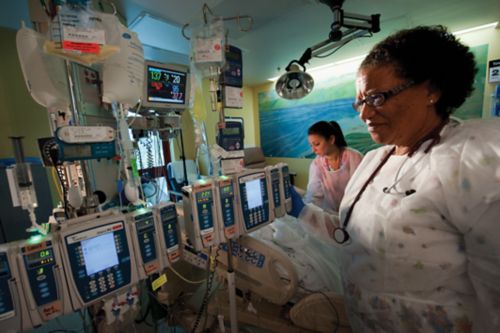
left=142, top=60, right=190, bottom=112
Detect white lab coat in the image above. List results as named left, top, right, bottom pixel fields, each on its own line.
left=299, top=118, right=500, bottom=333
left=305, top=147, right=363, bottom=212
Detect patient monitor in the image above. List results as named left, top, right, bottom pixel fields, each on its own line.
left=12, top=235, right=71, bottom=326
left=234, top=169, right=274, bottom=234
left=0, top=244, right=32, bottom=332
left=126, top=208, right=163, bottom=279
left=213, top=175, right=240, bottom=240
left=153, top=202, right=182, bottom=265
left=183, top=179, right=220, bottom=251
left=57, top=212, right=138, bottom=310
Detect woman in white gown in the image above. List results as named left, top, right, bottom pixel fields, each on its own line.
left=305, top=120, right=363, bottom=212
left=290, top=25, right=500, bottom=333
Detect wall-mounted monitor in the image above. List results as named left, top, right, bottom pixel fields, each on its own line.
left=142, top=60, right=190, bottom=112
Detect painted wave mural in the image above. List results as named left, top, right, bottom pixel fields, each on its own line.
left=259, top=44, right=487, bottom=159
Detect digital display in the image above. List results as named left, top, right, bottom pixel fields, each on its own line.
left=222, top=127, right=241, bottom=136
left=26, top=249, right=53, bottom=263
left=245, top=179, right=263, bottom=210
left=63, top=144, right=92, bottom=158
left=81, top=232, right=119, bottom=276
left=147, top=65, right=187, bottom=105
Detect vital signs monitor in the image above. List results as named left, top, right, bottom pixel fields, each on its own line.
left=57, top=212, right=138, bottom=310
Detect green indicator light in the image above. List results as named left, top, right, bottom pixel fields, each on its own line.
left=27, top=234, right=44, bottom=245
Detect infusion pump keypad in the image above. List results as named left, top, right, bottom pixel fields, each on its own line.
left=65, top=222, right=132, bottom=303
left=270, top=169, right=281, bottom=207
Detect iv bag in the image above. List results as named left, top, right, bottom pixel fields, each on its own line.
left=191, top=17, right=226, bottom=77
left=16, top=25, right=69, bottom=109
left=44, top=6, right=121, bottom=66
left=101, top=24, right=145, bottom=106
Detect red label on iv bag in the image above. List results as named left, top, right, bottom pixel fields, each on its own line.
left=62, top=40, right=100, bottom=54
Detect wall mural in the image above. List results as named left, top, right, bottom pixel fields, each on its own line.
left=259, top=44, right=488, bottom=158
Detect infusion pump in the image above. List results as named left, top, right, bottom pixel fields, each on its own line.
left=183, top=179, right=219, bottom=251
left=10, top=235, right=72, bottom=326
left=56, top=211, right=139, bottom=310
left=213, top=175, right=240, bottom=240
left=0, top=244, right=32, bottom=332
left=126, top=208, right=163, bottom=280
left=182, top=168, right=275, bottom=251
left=234, top=169, right=274, bottom=233
left=266, top=162, right=293, bottom=217
left=153, top=202, right=182, bottom=265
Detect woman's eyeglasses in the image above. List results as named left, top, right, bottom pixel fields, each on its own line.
left=352, top=81, right=414, bottom=112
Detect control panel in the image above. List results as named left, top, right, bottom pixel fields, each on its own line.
left=127, top=208, right=162, bottom=279
left=154, top=202, right=182, bottom=265
left=0, top=244, right=32, bottom=332
left=213, top=176, right=239, bottom=240
left=265, top=165, right=285, bottom=218
left=183, top=179, right=219, bottom=251
left=57, top=212, right=138, bottom=309
left=14, top=236, right=71, bottom=325
left=217, top=119, right=244, bottom=151
left=278, top=163, right=293, bottom=214
left=235, top=169, right=274, bottom=233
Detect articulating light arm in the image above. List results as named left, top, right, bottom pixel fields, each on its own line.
left=277, top=0, right=380, bottom=99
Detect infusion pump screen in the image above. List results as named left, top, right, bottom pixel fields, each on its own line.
left=245, top=179, right=263, bottom=209
left=81, top=233, right=119, bottom=276
left=64, top=221, right=132, bottom=303
left=147, top=65, right=187, bottom=105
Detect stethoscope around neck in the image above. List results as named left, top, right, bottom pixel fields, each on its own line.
left=333, top=119, right=448, bottom=244
left=333, top=146, right=396, bottom=244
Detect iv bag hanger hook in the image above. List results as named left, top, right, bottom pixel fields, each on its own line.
left=181, top=3, right=253, bottom=40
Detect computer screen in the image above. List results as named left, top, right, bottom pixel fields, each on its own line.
left=143, top=61, right=189, bottom=112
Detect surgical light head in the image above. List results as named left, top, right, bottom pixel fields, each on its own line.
left=275, top=0, right=380, bottom=99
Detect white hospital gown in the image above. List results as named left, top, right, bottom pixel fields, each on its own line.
left=298, top=119, right=500, bottom=333
left=305, top=147, right=363, bottom=212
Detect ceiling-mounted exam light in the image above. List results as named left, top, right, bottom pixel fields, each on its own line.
left=276, top=0, right=380, bottom=100
left=275, top=61, right=314, bottom=99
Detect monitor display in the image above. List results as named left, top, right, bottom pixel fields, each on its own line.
left=81, top=232, right=119, bottom=276
left=245, top=178, right=263, bottom=210
left=143, top=61, right=189, bottom=111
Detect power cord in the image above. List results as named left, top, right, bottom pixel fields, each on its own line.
left=190, top=247, right=220, bottom=333
left=299, top=286, right=345, bottom=333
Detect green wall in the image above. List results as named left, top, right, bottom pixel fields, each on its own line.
left=0, top=27, right=51, bottom=158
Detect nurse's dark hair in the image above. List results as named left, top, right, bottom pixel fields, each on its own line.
left=308, top=120, right=347, bottom=148
left=359, top=25, right=477, bottom=118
